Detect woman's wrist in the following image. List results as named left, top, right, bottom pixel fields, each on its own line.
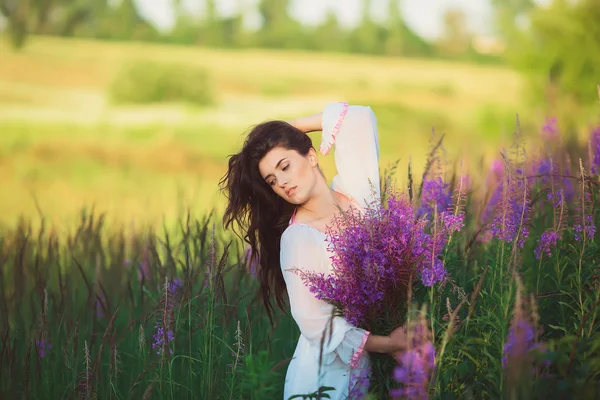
left=364, top=333, right=396, bottom=354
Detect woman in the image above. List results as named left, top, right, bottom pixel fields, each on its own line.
left=220, top=102, right=406, bottom=399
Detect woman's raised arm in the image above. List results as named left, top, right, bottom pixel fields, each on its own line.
left=286, top=112, right=323, bottom=134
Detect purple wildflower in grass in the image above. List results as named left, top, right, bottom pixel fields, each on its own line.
left=347, top=367, right=370, bottom=399
left=490, top=156, right=531, bottom=248
left=417, top=177, right=451, bottom=219
left=534, top=230, right=561, bottom=260
left=152, top=324, right=175, bottom=356
left=391, top=312, right=436, bottom=400
left=532, top=158, right=553, bottom=186
left=168, top=278, right=183, bottom=296
left=244, top=246, right=259, bottom=279
left=503, top=277, right=549, bottom=386
left=35, top=339, right=52, bottom=358
left=562, top=168, right=575, bottom=202
left=590, top=125, right=600, bottom=175
left=573, top=160, right=596, bottom=242
left=138, top=261, right=150, bottom=281
left=541, top=117, right=559, bottom=140
left=491, top=158, right=504, bottom=180
left=573, top=215, right=596, bottom=242
left=152, top=278, right=179, bottom=358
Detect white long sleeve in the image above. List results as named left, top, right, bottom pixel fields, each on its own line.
left=320, top=102, right=381, bottom=208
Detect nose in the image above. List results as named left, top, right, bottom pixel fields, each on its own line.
left=277, top=174, right=287, bottom=188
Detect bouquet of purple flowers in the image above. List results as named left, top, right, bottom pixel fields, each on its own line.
left=291, top=185, right=464, bottom=333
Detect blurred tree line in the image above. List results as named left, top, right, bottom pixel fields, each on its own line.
left=492, top=0, right=600, bottom=113
left=0, top=0, right=490, bottom=62
left=1, top=0, right=598, bottom=111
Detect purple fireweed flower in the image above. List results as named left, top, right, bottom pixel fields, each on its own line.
left=291, top=190, right=463, bottom=328
left=138, top=261, right=150, bottom=281
left=244, top=246, right=259, bottom=279
left=169, top=278, right=183, bottom=296
left=490, top=161, right=531, bottom=248
left=491, top=159, right=504, bottom=180
left=152, top=323, right=175, bottom=356
left=573, top=169, right=595, bottom=242
left=503, top=278, right=549, bottom=385
left=562, top=169, right=575, bottom=202
left=152, top=279, right=180, bottom=357
left=502, top=319, right=536, bottom=368
left=534, top=230, right=561, bottom=260
left=590, top=125, right=600, bottom=175
left=391, top=318, right=436, bottom=400
left=95, top=293, right=107, bottom=318
left=573, top=215, right=596, bottom=242
left=35, top=339, right=52, bottom=358
left=417, top=177, right=451, bottom=219
left=541, top=117, right=559, bottom=140
left=348, top=367, right=370, bottom=399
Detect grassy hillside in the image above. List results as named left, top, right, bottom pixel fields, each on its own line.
left=0, top=36, right=528, bottom=230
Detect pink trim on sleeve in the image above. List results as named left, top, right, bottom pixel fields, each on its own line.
left=350, top=331, right=370, bottom=369
left=319, top=102, right=349, bottom=156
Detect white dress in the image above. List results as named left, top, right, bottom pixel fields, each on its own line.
left=280, top=102, right=381, bottom=400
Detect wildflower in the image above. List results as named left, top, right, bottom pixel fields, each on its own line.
left=348, top=367, right=371, bottom=399
left=590, top=125, right=600, bottom=175
left=417, top=177, right=451, bottom=220
left=490, top=156, right=531, bottom=248
left=152, top=324, right=175, bottom=356
left=35, top=339, right=52, bottom=358
left=391, top=311, right=436, bottom=400
left=152, top=278, right=179, bottom=357
left=138, top=261, right=150, bottom=281
left=503, top=277, right=549, bottom=387
left=541, top=117, right=559, bottom=140
left=168, top=278, right=183, bottom=297
left=491, top=158, right=504, bottom=181
left=573, top=160, right=596, bottom=242
left=573, top=215, right=596, bottom=242
left=534, top=230, right=561, bottom=260
left=244, top=246, right=259, bottom=279
left=292, top=188, right=461, bottom=329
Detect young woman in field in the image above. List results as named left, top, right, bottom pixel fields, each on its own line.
left=220, top=102, right=407, bottom=399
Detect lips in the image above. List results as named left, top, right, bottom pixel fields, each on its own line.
left=286, top=187, right=296, bottom=197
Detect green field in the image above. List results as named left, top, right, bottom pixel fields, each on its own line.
left=0, top=36, right=528, bottom=229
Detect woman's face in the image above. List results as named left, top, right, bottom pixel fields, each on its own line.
left=258, top=146, right=318, bottom=204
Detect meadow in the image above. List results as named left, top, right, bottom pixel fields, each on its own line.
left=0, top=36, right=530, bottom=231
left=1, top=36, right=599, bottom=399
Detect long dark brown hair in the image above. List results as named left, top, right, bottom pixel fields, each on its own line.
left=219, top=120, right=315, bottom=324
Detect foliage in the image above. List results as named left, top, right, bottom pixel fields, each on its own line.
left=108, top=60, right=216, bottom=106
left=1, top=106, right=600, bottom=399
left=494, top=0, right=600, bottom=112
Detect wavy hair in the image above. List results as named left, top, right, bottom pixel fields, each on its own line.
left=219, top=121, right=315, bottom=323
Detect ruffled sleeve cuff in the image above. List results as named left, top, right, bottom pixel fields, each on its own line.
left=350, top=330, right=370, bottom=369
left=320, top=101, right=349, bottom=156
left=330, top=327, right=370, bottom=369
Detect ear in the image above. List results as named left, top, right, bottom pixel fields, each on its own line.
left=308, top=148, right=318, bottom=167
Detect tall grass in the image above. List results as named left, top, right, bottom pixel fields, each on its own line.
left=1, top=115, right=600, bottom=399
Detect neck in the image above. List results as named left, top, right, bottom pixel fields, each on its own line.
left=298, top=179, right=339, bottom=222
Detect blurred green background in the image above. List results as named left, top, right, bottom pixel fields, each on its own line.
left=0, top=0, right=598, bottom=230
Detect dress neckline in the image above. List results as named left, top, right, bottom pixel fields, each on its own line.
left=288, top=190, right=361, bottom=235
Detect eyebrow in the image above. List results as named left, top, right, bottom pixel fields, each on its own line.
left=263, top=158, right=287, bottom=181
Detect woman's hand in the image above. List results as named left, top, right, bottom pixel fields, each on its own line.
left=387, top=325, right=408, bottom=355
left=364, top=325, right=407, bottom=354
